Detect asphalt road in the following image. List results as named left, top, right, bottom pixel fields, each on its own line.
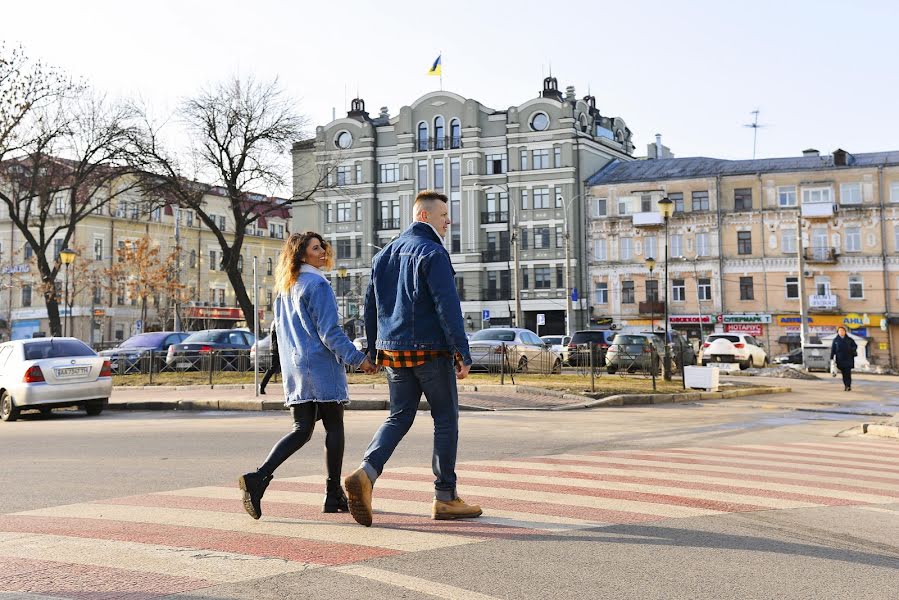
left=1, top=373, right=897, bottom=599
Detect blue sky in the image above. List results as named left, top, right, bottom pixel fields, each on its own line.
left=3, top=0, right=897, bottom=161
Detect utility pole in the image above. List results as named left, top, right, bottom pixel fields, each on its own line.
left=796, top=213, right=810, bottom=368
left=173, top=209, right=182, bottom=332
left=511, top=228, right=522, bottom=327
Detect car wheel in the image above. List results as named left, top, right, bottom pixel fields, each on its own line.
left=85, top=399, right=107, bottom=416
left=517, top=357, right=528, bottom=373
left=551, top=359, right=562, bottom=374
left=763, top=357, right=769, bottom=368
left=607, top=366, right=617, bottom=374
left=1, top=391, right=19, bottom=422
left=740, top=360, right=750, bottom=370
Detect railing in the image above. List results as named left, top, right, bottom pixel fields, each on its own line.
left=481, top=249, right=511, bottom=262
left=417, top=137, right=462, bottom=152
left=804, top=247, right=838, bottom=263
left=638, top=300, right=665, bottom=315
left=376, top=218, right=401, bottom=230
left=480, top=211, right=509, bottom=224
left=480, top=288, right=511, bottom=301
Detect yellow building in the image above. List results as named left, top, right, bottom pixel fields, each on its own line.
left=0, top=187, right=290, bottom=344
left=586, top=148, right=898, bottom=368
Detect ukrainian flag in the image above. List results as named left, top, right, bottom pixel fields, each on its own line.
left=427, top=55, right=442, bottom=76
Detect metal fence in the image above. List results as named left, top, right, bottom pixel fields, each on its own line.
left=105, top=349, right=261, bottom=384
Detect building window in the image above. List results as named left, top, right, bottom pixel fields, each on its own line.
left=189, top=250, right=197, bottom=269
left=734, top=188, right=752, bottom=211
left=116, top=285, right=126, bottom=305
left=845, top=226, right=861, bottom=252
left=669, top=192, right=684, bottom=213
left=534, top=266, right=551, bottom=289
left=621, top=280, right=635, bottom=304
left=692, top=191, right=710, bottom=211
left=593, top=197, right=607, bottom=217
left=739, top=276, right=754, bottom=300
left=93, top=238, right=103, bottom=260
left=417, top=160, right=428, bottom=191
left=593, top=239, right=606, bottom=261
left=555, top=225, right=563, bottom=248
left=890, top=182, right=899, bottom=203
left=785, top=276, right=799, bottom=299
left=781, top=229, right=797, bottom=254
left=150, top=207, right=161, bottom=222
left=894, top=224, right=899, bottom=252
left=450, top=159, right=460, bottom=192
left=92, top=285, right=102, bottom=304
left=433, top=159, right=444, bottom=192
left=533, top=226, right=550, bottom=249
left=335, top=202, right=352, bottom=223
left=553, top=147, right=561, bottom=168
left=641, top=194, right=653, bottom=213
left=555, top=265, right=563, bottom=288
left=532, top=149, right=549, bottom=169
left=646, top=279, right=659, bottom=302
left=520, top=189, right=529, bottom=210
left=802, top=187, right=832, bottom=204
left=380, top=163, right=399, bottom=183
left=555, top=187, right=563, bottom=208
left=519, top=149, right=528, bottom=171
left=696, top=232, right=709, bottom=256
left=522, top=269, right=529, bottom=289
left=23, top=243, right=33, bottom=260
left=595, top=282, right=608, bottom=304
left=237, top=255, right=243, bottom=273
left=21, top=285, right=32, bottom=307
left=619, top=237, right=633, bottom=261
left=336, top=239, right=352, bottom=259
left=434, top=116, right=445, bottom=150
left=336, top=166, right=350, bottom=186
left=644, top=235, right=657, bottom=260
left=53, top=239, right=63, bottom=260
left=840, top=183, right=862, bottom=205
left=335, top=131, right=352, bottom=149
left=530, top=112, right=549, bottom=131
left=485, top=153, right=507, bottom=175
left=671, top=279, right=686, bottom=302
left=670, top=234, right=683, bottom=258
left=266, top=257, right=273, bottom=276
left=520, top=228, right=529, bottom=250
left=532, top=188, right=549, bottom=209
left=848, top=275, right=864, bottom=299
left=417, top=122, right=428, bottom=151
left=209, top=250, right=217, bottom=271
left=698, top=278, right=712, bottom=301
left=815, top=276, right=831, bottom=296
left=450, top=119, right=461, bottom=148
left=737, top=231, right=752, bottom=255
left=777, top=186, right=797, bottom=207
left=355, top=164, right=363, bottom=185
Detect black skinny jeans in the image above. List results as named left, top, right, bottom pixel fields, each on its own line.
left=259, top=363, right=280, bottom=392
left=840, top=367, right=852, bottom=389
left=258, top=403, right=345, bottom=482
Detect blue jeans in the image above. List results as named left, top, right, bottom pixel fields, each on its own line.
left=362, top=355, right=459, bottom=501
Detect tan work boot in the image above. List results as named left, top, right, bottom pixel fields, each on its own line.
left=344, top=468, right=373, bottom=527
left=432, top=497, right=483, bottom=520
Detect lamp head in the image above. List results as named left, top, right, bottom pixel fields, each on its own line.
left=59, top=248, right=77, bottom=265
left=657, top=196, right=674, bottom=219
left=645, top=257, right=656, bottom=272
left=337, top=266, right=348, bottom=278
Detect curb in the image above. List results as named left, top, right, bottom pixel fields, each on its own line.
left=861, top=422, right=899, bottom=439
left=548, top=385, right=792, bottom=411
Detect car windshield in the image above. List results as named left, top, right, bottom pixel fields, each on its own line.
left=183, top=330, right=228, bottom=343
left=118, top=333, right=167, bottom=349
left=471, top=329, right=516, bottom=342
left=24, top=339, right=95, bottom=360
left=542, top=337, right=563, bottom=345
left=708, top=335, right=741, bottom=343
left=570, top=331, right=608, bottom=344
left=615, top=335, right=650, bottom=345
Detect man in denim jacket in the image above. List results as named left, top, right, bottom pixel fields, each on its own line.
left=344, top=190, right=481, bottom=526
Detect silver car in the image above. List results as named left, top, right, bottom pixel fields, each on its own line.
left=469, top=328, right=562, bottom=373
left=0, top=338, right=113, bottom=421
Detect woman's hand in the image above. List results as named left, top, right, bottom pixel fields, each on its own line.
left=359, top=357, right=379, bottom=374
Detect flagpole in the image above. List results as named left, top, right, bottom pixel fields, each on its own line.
left=439, top=50, right=443, bottom=90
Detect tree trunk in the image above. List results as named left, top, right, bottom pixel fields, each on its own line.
left=37, top=258, right=62, bottom=337
left=226, top=268, right=257, bottom=337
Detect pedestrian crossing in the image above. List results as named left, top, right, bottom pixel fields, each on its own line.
left=2, top=439, right=898, bottom=598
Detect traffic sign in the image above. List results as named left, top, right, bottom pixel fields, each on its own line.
left=482, top=309, right=490, bottom=321
left=134, top=319, right=143, bottom=332
left=537, top=313, right=545, bottom=326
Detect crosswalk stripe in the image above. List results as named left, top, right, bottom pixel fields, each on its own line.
left=0, top=531, right=311, bottom=582
left=821, top=440, right=899, bottom=454
left=652, top=446, right=899, bottom=475
left=711, top=443, right=899, bottom=466
left=13, top=503, right=475, bottom=553
left=435, top=463, right=879, bottom=505
left=789, top=442, right=899, bottom=458
left=283, top=474, right=723, bottom=518
left=390, top=466, right=814, bottom=510
left=331, top=565, right=503, bottom=600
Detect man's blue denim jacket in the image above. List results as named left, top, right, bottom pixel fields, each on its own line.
left=276, top=266, right=366, bottom=405
left=364, top=222, right=472, bottom=366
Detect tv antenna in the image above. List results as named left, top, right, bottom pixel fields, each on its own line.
left=744, top=109, right=766, bottom=159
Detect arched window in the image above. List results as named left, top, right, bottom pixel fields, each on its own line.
left=434, top=116, right=445, bottom=150
left=450, top=118, right=461, bottom=148
left=266, top=257, right=273, bottom=276
left=189, top=249, right=196, bottom=268
left=417, top=122, right=429, bottom=151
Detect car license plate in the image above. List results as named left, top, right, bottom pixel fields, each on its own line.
left=177, top=361, right=192, bottom=369
left=56, top=366, right=90, bottom=378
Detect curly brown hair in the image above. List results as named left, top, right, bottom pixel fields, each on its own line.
left=273, top=231, right=333, bottom=295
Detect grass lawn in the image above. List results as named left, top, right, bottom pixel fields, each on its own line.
left=112, top=369, right=687, bottom=395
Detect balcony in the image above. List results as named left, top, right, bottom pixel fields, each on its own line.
left=801, top=202, right=836, bottom=219
left=481, top=288, right=511, bottom=301
left=804, top=247, right=838, bottom=264
left=638, top=300, right=665, bottom=315
left=416, top=136, right=462, bottom=152
left=481, top=249, right=511, bottom=262
left=632, top=212, right=663, bottom=227
left=376, top=218, right=401, bottom=230
left=808, top=294, right=838, bottom=311
left=480, top=211, right=509, bottom=224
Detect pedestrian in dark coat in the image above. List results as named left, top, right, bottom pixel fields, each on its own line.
left=830, top=326, right=858, bottom=391
left=258, top=322, right=279, bottom=395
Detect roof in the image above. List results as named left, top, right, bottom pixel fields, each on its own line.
left=586, top=151, right=899, bottom=186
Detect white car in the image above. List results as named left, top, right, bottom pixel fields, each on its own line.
left=699, top=333, right=768, bottom=369
left=540, top=335, right=571, bottom=364
left=0, top=337, right=113, bottom=421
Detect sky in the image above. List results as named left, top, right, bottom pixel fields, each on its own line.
left=3, top=0, right=898, bottom=164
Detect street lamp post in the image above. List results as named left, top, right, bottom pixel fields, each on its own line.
left=59, top=248, right=76, bottom=338
left=645, top=257, right=656, bottom=331
left=657, top=197, right=675, bottom=380
left=336, top=266, right=349, bottom=333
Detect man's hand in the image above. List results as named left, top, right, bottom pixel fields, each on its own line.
left=360, top=357, right=379, bottom=374
left=455, top=362, right=471, bottom=380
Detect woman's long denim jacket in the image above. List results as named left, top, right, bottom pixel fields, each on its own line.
left=276, top=265, right=366, bottom=405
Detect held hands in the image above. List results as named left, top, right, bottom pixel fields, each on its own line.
left=455, top=362, right=471, bottom=380
left=359, top=357, right=379, bottom=374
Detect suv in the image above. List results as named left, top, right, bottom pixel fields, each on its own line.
left=700, top=333, right=768, bottom=369
left=605, top=333, right=666, bottom=374
left=642, top=330, right=697, bottom=369
left=567, top=329, right=617, bottom=367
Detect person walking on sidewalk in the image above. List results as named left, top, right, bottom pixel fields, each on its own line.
left=831, top=326, right=858, bottom=392
left=258, top=321, right=280, bottom=395
left=239, top=232, right=377, bottom=519
left=344, top=190, right=481, bottom=527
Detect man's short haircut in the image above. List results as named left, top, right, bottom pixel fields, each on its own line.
left=413, top=190, right=448, bottom=219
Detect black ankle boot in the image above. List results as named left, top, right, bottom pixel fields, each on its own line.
left=323, top=479, right=350, bottom=513
left=239, top=471, right=272, bottom=520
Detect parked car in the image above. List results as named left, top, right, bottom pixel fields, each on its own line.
left=567, top=329, right=617, bottom=366
left=0, top=337, right=113, bottom=421
left=250, top=335, right=272, bottom=371
left=99, top=331, right=190, bottom=373
left=468, top=328, right=562, bottom=373
left=605, top=333, right=666, bottom=375
left=700, top=333, right=768, bottom=369
left=773, top=348, right=802, bottom=365
left=641, top=330, right=697, bottom=369
left=165, top=329, right=256, bottom=371
left=540, top=335, right=571, bottom=364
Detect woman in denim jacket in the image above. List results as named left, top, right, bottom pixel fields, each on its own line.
left=239, top=232, right=375, bottom=519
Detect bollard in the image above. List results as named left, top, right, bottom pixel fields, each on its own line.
left=148, top=350, right=154, bottom=385
left=651, top=346, right=657, bottom=392
left=590, top=342, right=595, bottom=393
left=680, top=344, right=687, bottom=390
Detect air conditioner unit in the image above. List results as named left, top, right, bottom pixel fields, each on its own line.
left=803, top=270, right=812, bottom=278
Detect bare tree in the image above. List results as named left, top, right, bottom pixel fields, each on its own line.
left=133, top=75, right=331, bottom=335
left=0, top=44, right=145, bottom=336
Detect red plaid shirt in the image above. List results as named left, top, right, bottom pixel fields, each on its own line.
left=376, top=349, right=463, bottom=369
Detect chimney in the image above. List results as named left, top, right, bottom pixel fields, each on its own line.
left=565, top=85, right=576, bottom=100
left=655, top=134, right=663, bottom=159
left=802, top=148, right=820, bottom=157
left=379, top=106, right=390, bottom=119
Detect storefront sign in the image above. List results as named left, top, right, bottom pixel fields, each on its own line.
left=720, top=314, right=771, bottom=324
left=1, top=264, right=30, bottom=274
left=183, top=306, right=243, bottom=320
left=775, top=314, right=881, bottom=330
left=725, top=323, right=764, bottom=336
left=669, top=315, right=714, bottom=324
